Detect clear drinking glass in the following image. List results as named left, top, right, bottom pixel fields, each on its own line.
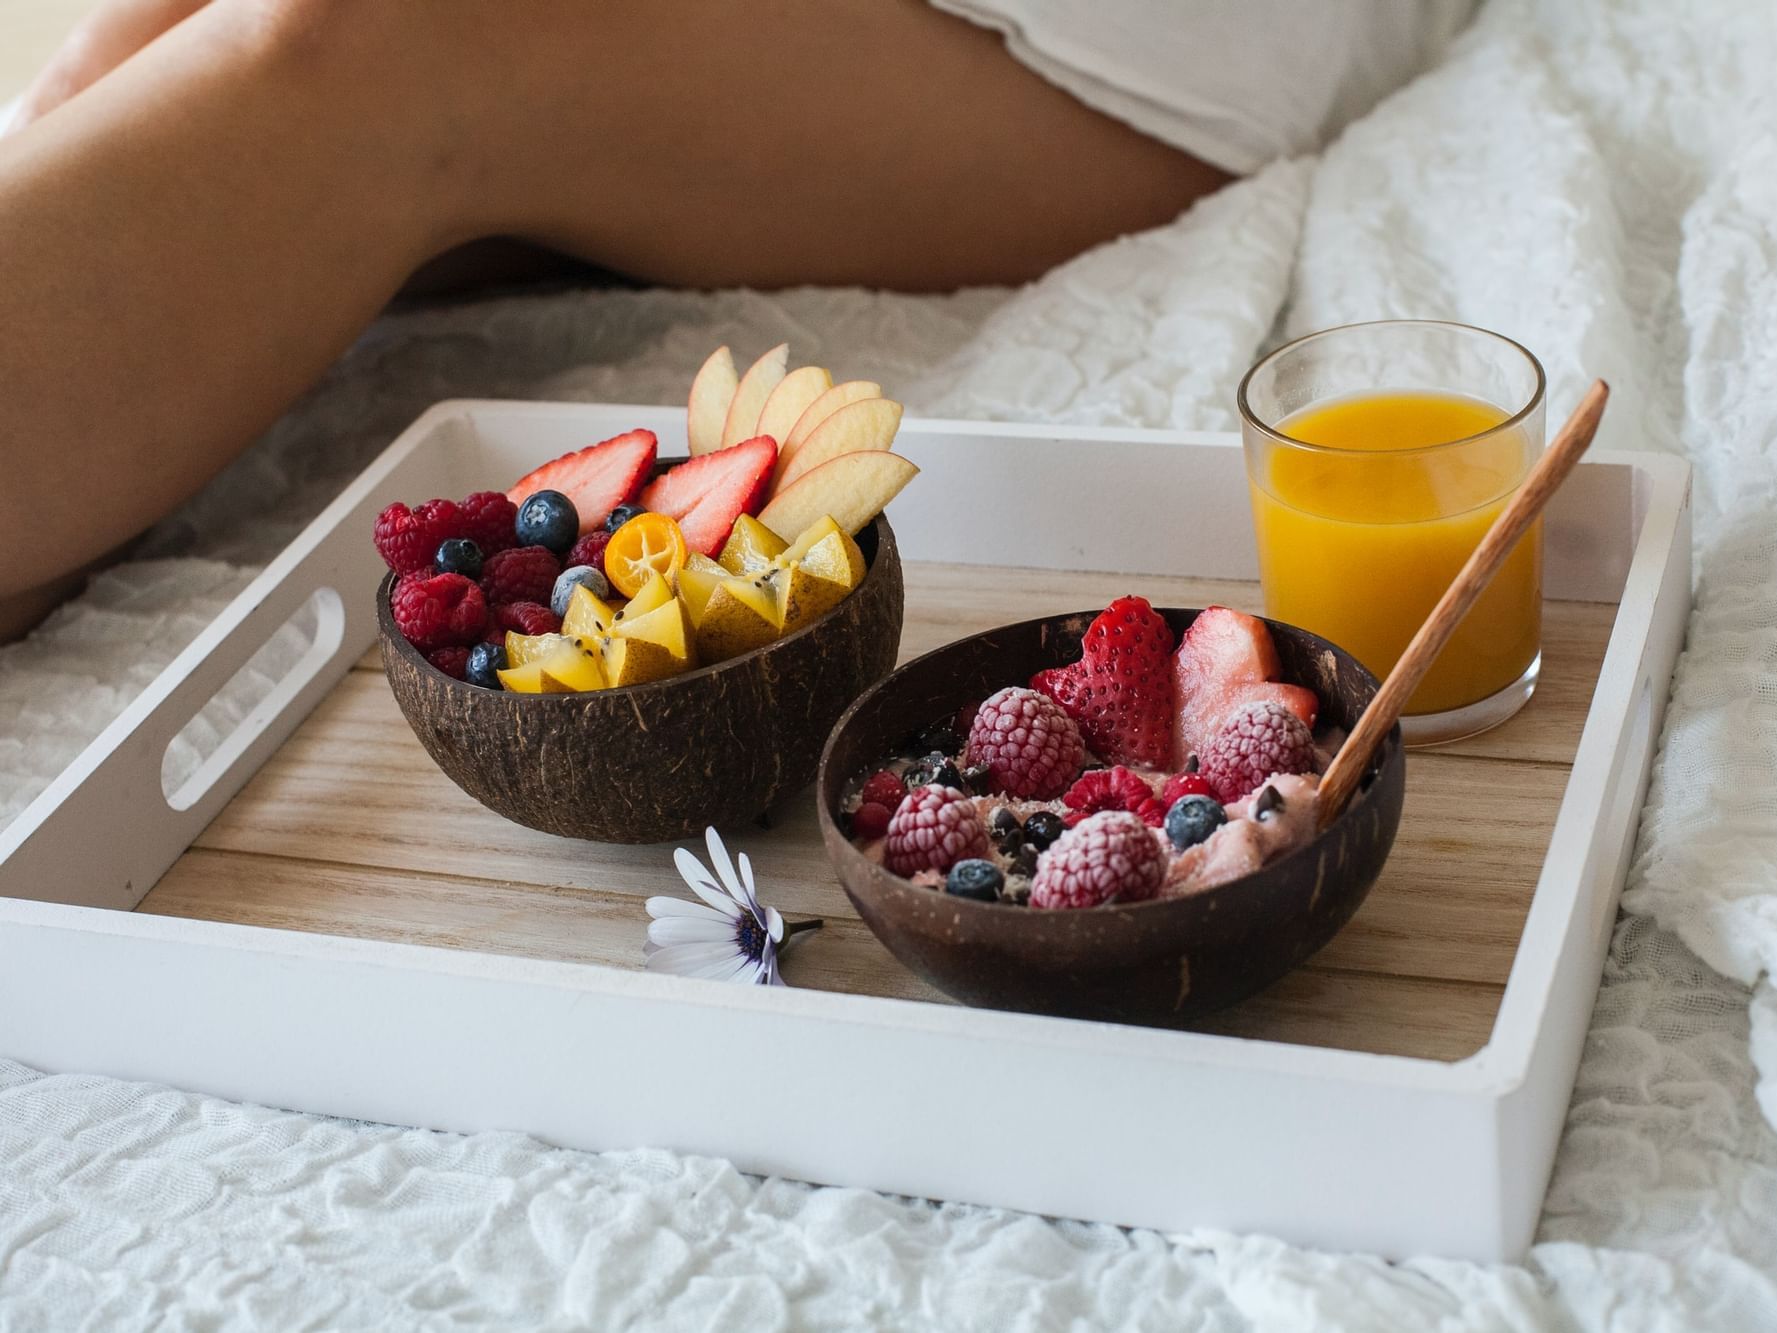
left=1237, top=321, right=1547, bottom=745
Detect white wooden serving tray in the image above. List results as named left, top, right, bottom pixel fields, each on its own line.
left=0, top=403, right=1690, bottom=1262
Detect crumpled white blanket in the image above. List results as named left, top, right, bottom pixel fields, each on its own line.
left=6, top=0, right=1777, bottom=1325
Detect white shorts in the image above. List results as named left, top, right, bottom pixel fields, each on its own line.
left=929, top=0, right=1478, bottom=175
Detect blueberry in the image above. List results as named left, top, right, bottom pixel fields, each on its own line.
left=605, top=502, right=648, bottom=533
left=465, top=641, right=507, bottom=690
left=960, top=763, right=994, bottom=796
left=907, top=752, right=963, bottom=791
left=1011, top=843, right=1040, bottom=880
left=1022, top=810, right=1064, bottom=852
left=945, top=859, right=1003, bottom=901
left=434, top=537, right=483, bottom=579
left=551, top=564, right=610, bottom=618
left=1165, top=794, right=1227, bottom=850
left=515, top=490, right=579, bottom=554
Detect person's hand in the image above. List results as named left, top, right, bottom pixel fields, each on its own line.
left=9, top=0, right=210, bottom=133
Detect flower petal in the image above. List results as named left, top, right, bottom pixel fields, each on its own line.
left=645, top=941, right=742, bottom=977
left=733, top=851, right=761, bottom=912
left=647, top=916, right=733, bottom=947
left=644, top=896, right=731, bottom=923
left=673, top=848, right=741, bottom=917
left=703, top=827, right=747, bottom=904
left=710, top=954, right=759, bottom=984
left=763, top=906, right=785, bottom=942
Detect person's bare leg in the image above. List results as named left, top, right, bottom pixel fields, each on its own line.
left=0, top=0, right=1228, bottom=633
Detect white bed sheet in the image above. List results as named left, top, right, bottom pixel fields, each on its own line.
left=6, top=0, right=1777, bottom=1325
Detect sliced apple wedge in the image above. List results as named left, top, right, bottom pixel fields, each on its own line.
left=687, top=346, right=738, bottom=457
left=781, top=379, right=881, bottom=460
left=773, top=398, right=902, bottom=495
left=719, top=343, right=789, bottom=450
left=755, top=366, right=833, bottom=449
left=759, top=451, right=918, bottom=541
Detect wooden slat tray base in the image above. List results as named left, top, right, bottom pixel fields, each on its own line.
left=138, top=562, right=1614, bottom=1064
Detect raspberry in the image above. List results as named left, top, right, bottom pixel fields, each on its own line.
left=850, top=802, right=893, bottom=841
left=859, top=769, right=909, bottom=813
left=425, top=646, right=471, bottom=679
left=1061, top=765, right=1167, bottom=828
left=491, top=601, right=562, bottom=637
left=884, top=785, right=989, bottom=877
left=1200, top=700, right=1317, bottom=803
left=965, top=686, right=1086, bottom=800
left=1160, top=771, right=1215, bottom=807
left=459, top=491, right=518, bottom=556
left=566, top=530, right=612, bottom=576
left=391, top=573, right=486, bottom=650
left=373, top=498, right=463, bottom=575
left=480, top=545, right=559, bottom=606
left=1030, top=810, right=1167, bottom=910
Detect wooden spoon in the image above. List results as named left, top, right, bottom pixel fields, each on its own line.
left=1316, top=379, right=1611, bottom=828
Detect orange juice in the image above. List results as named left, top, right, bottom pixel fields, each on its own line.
left=1249, top=390, right=1541, bottom=715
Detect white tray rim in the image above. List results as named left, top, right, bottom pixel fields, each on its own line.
left=0, top=401, right=1693, bottom=1260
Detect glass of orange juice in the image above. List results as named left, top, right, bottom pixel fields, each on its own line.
left=1237, top=321, right=1546, bottom=745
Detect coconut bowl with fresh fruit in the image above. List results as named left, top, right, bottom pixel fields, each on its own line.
left=374, top=346, right=919, bottom=843
left=817, top=600, right=1405, bottom=1026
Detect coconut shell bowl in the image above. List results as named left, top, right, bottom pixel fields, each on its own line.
left=380, top=516, right=903, bottom=844
left=816, top=609, right=1406, bottom=1028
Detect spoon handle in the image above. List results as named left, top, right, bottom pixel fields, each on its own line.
left=1316, top=379, right=1611, bottom=828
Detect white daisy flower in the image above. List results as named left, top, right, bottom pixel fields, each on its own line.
left=645, top=827, right=820, bottom=985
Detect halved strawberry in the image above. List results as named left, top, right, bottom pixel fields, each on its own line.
left=1030, top=596, right=1176, bottom=768
left=639, top=435, right=777, bottom=556
left=506, top=429, right=657, bottom=535
left=1171, top=606, right=1318, bottom=768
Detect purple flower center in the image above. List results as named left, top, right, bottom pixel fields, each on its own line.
left=733, top=914, right=766, bottom=962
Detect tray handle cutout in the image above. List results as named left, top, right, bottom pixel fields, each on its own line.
left=160, top=587, right=345, bottom=812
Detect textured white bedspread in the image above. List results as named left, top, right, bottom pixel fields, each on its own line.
left=7, top=0, right=1777, bottom=1325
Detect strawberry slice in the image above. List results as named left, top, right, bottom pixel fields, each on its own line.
left=640, top=435, right=777, bottom=556
left=506, top=429, right=657, bottom=535
left=1171, top=606, right=1318, bottom=768
left=1030, top=596, right=1176, bottom=768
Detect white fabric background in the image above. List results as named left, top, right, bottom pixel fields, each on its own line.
left=5, top=0, right=1777, bottom=1326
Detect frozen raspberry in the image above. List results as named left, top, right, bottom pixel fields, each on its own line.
left=965, top=686, right=1086, bottom=800
left=1200, top=700, right=1317, bottom=803
left=1159, top=771, right=1215, bottom=807
left=391, top=572, right=486, bottom=650
left=425, top=646, right=471, bottom=679
left=1062, top=765, right=1166, bottom=828
left=859, top=769, right=909, bottom=813
left=373, top=498, right=463, bottom=575
left=566, top=529, right=612, bottom=576
left=480, top=545, right=559, bottom=606
left=884, top=785, right=988, bottom=877
left=1030, top=810, right=1167, bottom=910
left=491, top=601, right=562, bottom=637
left=458, top=490, right=519, bottom=556
left=850, top=802, right=893, bottom=841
